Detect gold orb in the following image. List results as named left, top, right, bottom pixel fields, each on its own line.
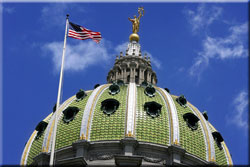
left=129, top=33, right=139, bottom=42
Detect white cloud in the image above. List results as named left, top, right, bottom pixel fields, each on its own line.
left=144, top=51, right=161, bottom=69
left=114, top=42, right=129, bottom=54
left=43, top=39, right=110, bottom=73
left=40, top=4, right=85, bottom=28
left=227, top=90, right=249, bottom=132
left=189, top=22, right=248, bottom=78
left=185, top=4, right=222, bottom=33
left=0, top=4, right=15, bottom=14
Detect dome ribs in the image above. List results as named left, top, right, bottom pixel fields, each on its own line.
left=135, top=86, right=169, bottom=145
left=89, top=85, right=127, bottom=141
left=172, top=95, right=207, bottom=161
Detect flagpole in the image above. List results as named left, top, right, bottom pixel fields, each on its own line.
left=49, top=14, right=69, bottom=166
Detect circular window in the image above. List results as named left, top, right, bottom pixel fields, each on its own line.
left=101, top=99, right=120, bottom=116
left=76, top=89, right=87, bottom=101
left=144, top=85, right=156, bottom=98
left=144, top=101, right=162, bottom=118
left=109, top=83, right=120, bottom=95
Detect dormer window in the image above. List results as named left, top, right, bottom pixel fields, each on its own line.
left=76, top=89, right=87, bottom=101
left=183, top=113, right=199, bottom=130
left=101, top=99, right=120, bottom=116
left=176, top=95, right=187, bottom=107
left=53, top=103, right=57, bottom=113
left=144, top=85, right=156, bottom=98
left=202, top=111, right=208, bottom=120
left=212, top=132, right=224, bottom=150
left=62, top=107, right=80, bottom=123
left=109, top=83, right=120, bottom=95
left=94, top=84, right=100, bottom=89
left=117, top=79, right=124, bottom=86
left=35, top=121, right=48, bottom=139
left=164, top=88, right=170, bottom=93
left=144, top=101, right=162, bottom=118
left=141, top=81, right=148, bottom=87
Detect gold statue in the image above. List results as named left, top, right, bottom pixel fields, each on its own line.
left=128, top=7, right=144, bottom=34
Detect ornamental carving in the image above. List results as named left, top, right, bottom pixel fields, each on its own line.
left=96, top=152, right=114, bottom=160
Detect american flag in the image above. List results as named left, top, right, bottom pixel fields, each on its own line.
left=68, top=22, right=102, bottom=43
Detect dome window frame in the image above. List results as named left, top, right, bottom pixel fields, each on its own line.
left=176, top=95, right=187, bottom=108
left=109, top=83, right=120, bottom=95
left=101, top=99, right=120, bottom=116
left=117, top=79, right=124, bottom=86
left=183, top=113, right=200, bottom=130
left=202, top=110, right=208, bottom=120
left=144, top=85, right=156, bottom=98
left=76, top=89, right=87, bottom=102
left=141, top=81, right=148, bottom=87
left=35, top=121, right=48, bottom=139
left=94, top=84, right=100, bottom=89
left=212, top=131, right=224, bottom=150
left=164, top=88, right=170, bottom=93
left=62, top=106, right=80, bottom=123
left=144, top=101, right=162, bottom=118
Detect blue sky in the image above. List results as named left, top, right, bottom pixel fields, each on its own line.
left=1, top=2, right=249, bottom=165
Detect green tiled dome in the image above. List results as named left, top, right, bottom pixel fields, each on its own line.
left=21, top=84, right=232, bottom=166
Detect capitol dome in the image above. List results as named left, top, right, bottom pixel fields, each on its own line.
left=21, top=15, right=233, bottom=167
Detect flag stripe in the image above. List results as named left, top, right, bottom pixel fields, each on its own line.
left=68, top=22, right=102, bottom=43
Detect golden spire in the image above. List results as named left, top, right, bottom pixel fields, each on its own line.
left=128, top=7, right=144, bottom=42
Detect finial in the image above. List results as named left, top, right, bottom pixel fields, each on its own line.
left=128, top=7, right=144, bottom=42
left=66, top=14, right=69, bottom=19
left=128, top=7, right=144, bottom=34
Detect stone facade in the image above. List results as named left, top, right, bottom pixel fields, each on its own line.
left=107, top=41, right=157, bottom=85
left=32, top=138, right=213, bottom=166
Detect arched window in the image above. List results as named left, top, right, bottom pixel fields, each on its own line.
left=183, top=113, right=199, bottom=130
left=144, top=70, right=148, bottom=82
left=62, top=107, right=80, bottom=123
left=144, top=101, right=162, bottom=118
left=127, top=75, right=130, bottom=83
left=101, top=99, right=120, bottom=116
left=35, top=121, right=48, bottom=139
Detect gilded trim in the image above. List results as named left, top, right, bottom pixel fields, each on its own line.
left=157, top=88, right=179, bottom=145
left=187, top=103, right=214, bottom=161
left=209, top=123, right=233, bottom=165
left=42, top=96, right=75, bottom=153
left=20, top=131, right=37, bottom=165
left=80, top=84, right=109, bottom=140
left=20, top=113, right=52, bottom=165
